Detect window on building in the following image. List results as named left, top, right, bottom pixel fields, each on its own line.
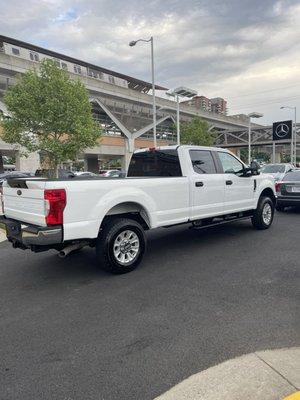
left=74, top=64, right=82, bottom=74
left=12, top=47, right=20, bottom=56
left=61, top=62, right=68, bottom=70
left=108, top=75, right=115, bottom=84
left=30, top=52, right=39, bottom=62
left=189, top=150, right=217, bottom=174
left=127, top=149, right=182, bottom=177
left=218, top=152, right=244, bottom=174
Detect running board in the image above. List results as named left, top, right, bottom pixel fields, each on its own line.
left=191, top=213, right=253, bottom=230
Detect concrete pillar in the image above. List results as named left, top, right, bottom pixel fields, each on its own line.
left=85, top=155, right=99, bottom=173
left=123, top=137, right=134, bottom=171
left=15, top=151, right=40, bottom=173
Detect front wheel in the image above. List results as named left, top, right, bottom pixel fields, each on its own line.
left=96, top=217, right=146, bottom=274
left=251, top=196, right=275, bottom=230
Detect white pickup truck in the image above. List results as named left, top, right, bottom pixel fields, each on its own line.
left=0, top=145, right=276, bottom=274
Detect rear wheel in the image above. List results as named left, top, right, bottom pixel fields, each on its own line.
left=96, top=217, right=146, bottom=274
left=252, top=196, right=274, bottom=230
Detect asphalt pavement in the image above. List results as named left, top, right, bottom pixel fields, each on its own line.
left=0, top=209, right=299, bottom=400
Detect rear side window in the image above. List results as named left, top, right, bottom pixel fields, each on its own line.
left=127, top=149, right=182, bottom=177
left=189, top=150, right=216, bottom=174
left=283, top=171, right=300, bottom=181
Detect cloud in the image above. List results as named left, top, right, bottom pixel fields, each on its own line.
left=1, top=0, right=300, bottom=123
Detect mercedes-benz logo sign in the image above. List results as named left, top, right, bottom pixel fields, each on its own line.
left=275, top=123, right=290, bottom=138
left=17, top=190, right=22, bottom=196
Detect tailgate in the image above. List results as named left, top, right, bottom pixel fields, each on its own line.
left=3, top=179, right=47, bottom=226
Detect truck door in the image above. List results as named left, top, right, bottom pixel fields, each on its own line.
left=189, top=149, right=224, bottom=219
left=217, top=151, right=255, bottom=213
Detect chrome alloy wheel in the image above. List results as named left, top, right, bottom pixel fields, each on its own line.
left=113, top=230, right=140, bottom=265
left=262, top=203, right=272, bottom=225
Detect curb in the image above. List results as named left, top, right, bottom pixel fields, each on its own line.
left=154, top=347, right=300, bottom=400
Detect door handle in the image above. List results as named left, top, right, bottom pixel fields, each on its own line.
left=195, top=181, right=204, bottom=187
left=226, top=180, right=233, bottom=185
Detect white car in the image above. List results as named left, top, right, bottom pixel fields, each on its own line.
left=261, top=163, right=293, bottom=182
left=0, top=146, right=276, bottom=274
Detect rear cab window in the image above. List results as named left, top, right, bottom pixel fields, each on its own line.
left=127, top=149, right=182, bottom=177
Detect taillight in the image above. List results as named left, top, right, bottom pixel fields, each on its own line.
left=44, top=189, right=66, bottom=225
left=275, top=182, right=283, bottom=194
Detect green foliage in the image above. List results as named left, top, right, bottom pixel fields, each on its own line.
left=180, top=117, right=214, bottom=146
left=2, top=59, right=100, bottom=175
left=240, top=148, right=270, bottom=163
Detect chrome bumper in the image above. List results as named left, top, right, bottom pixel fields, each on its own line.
left=0, top=216, right=62, bottom=247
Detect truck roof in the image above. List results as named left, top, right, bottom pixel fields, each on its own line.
left=133, top=145, right=229, bottom=153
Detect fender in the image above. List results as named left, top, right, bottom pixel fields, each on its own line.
left=89, top=186, right=157, bottom=235
left=254, top=176, right=276, bottom=208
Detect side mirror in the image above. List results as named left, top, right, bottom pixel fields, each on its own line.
left=250, top=161, right=260, bottom=175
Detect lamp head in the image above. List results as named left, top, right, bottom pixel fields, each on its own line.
left=129, top=41, right=137, bottom=47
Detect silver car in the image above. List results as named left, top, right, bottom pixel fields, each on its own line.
left=261, top=163, right=293, bottom=182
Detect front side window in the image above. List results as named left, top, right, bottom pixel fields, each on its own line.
left=189, top=150, right=216, bottom=174
left=128, top=149, right=182, bottom=177
left=218, top=152, right=244, bottom=174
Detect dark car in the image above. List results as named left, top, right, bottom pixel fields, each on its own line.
left=35, top=169, right=75, bottom=178
left=275, top=170, right=300, bottom=211
left=0, top=171, right=33, bottom=187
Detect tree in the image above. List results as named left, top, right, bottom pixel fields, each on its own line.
left=180, top=117, right=214, bottom=146
left=1, top=60, right=100, bottom=177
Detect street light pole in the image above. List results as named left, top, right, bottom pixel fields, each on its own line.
left=129, top=36, right=156, bottom=147
left=166, top=87, right=197, bottom=146
left=247, top=112, right=263, bottom=165
left=176, top=95, right=180, bottom=145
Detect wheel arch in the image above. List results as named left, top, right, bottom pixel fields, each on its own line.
left=102, top=201, right=151, bottom=230
left=258, top=187, right=276, bottom=206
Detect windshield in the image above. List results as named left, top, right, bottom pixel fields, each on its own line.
left=261, top=164, right=285, bottom=173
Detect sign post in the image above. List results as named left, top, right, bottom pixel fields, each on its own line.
left=272, top=120, right=293, bottom=162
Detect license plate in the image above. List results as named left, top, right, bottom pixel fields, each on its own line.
left=292, top=186, right=300, bottom=193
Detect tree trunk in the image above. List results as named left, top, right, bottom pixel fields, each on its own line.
left=54, top=163, right=59, bottom=178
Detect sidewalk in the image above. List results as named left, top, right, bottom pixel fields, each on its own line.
left=155, top=347, right=300, bottom=400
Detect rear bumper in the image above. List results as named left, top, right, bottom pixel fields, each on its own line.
left=0, top=216, right=62, bottom=247
left=277, top=196, right=300, bottom=207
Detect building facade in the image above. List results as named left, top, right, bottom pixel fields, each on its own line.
left=0, top=35, right=251, bottom=173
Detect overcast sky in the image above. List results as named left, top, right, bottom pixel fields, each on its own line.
left=1, top=0, right=300, bottom=124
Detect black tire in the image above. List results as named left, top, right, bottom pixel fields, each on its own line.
left=276, top=204, right=285, bottom=212
left=251, top=196, right=275, bottom=230
left=96, top=217, right=146, bottom=274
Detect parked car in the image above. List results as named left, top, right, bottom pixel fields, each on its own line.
left=0, top=171, right=32, bottom=187
left=0, top=146, right=276, bottom=274
left=100, top=169, right=125, bottom=178
left=74, top=171, right=99, bottom=177
left=275, top=170, right=300, bottom=211
left=35, top=169, right=75, bottom=178
left=261, top=163, right=293, bottom=182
